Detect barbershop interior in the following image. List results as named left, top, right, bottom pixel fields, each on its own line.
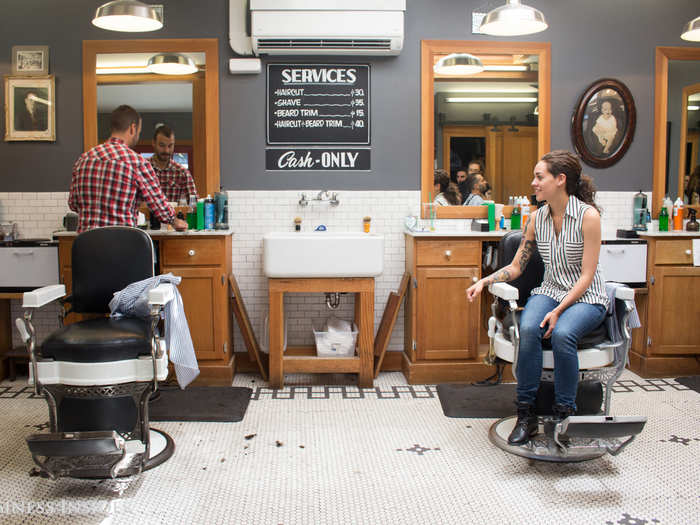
left=0, top=0, right=699, bottom=523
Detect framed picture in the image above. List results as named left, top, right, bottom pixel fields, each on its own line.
left=11, top=46, right=49, bottom=76
left=4, top=75, right=55, bottom=142
left=571, top=78, right=636, bottom=168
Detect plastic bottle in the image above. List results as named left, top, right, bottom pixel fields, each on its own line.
left=196, top=199, right=205, bottom=230
left=499, top=214, right=505, bottom=230
left=673, top=197, right=684, bottom=230
left=204, top=194, right=215, bottom=230
left=663, top=194, right=673, bottom=220
left=521, top=198, right=531, bottom=230
left=510, top=203, right=521, bottom=230
left=187, top=195, right=197, bottom=229
left=658, top=206, right=669, bottom=232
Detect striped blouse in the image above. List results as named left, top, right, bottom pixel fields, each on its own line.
left=530, top=195, right=609, bottom=308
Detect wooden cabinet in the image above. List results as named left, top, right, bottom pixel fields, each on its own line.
left=404, top=234, right=505, bottom=384
left=57, top=232, right=234, bottom=385
left=631, top=234, right=700, bottom=377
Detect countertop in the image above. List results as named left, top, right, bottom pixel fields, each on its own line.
left=54, top=228, right=235, bottom=238
left=638, top=231, right=700, bottom=237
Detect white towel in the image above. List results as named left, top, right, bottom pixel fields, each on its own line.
left=109, top=273, right=199, bottom=388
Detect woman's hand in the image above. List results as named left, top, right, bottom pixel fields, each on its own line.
left=466, top=280, right=484, bottom=302
left=540, top=309, right=560, bottom=338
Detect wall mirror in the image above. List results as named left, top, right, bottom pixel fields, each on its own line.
left=653, top=47, right=700, bottom=216
left=421, top=40, right=550, bottom=218
left=83, top=39, right=220, bottom=197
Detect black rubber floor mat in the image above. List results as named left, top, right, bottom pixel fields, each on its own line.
left=675, top=376, right=700, bottom=394
left=149, top=386, right=252, bottom=422
left=436, top=383, right=516, bottom=418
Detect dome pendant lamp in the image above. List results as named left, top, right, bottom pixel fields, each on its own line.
left=147, top=54, right=197, bottom=75
left=434, top=53, right=484, bottom=76
left=479, top=0, right=548, bottom=37
left=681, top=16, right=700, bottom=42
left=92, top=0, right=163, bottom=32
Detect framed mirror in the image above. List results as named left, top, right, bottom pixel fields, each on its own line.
left=652, top=47, right=700, bottom=216
left=82, top=39, right=220, bottom=197
left=680, top=83, right=700, bottom=205
left=421, top=40, right=551, bottom=218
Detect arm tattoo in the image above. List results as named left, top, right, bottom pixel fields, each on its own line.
left=485, top=268, right=511, bottom=285
left=518, top=240, right=536, bottom=270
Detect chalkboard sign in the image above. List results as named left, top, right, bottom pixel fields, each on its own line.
left=267, top=64, right=370, bottom=145
left=266, top=148, right=370, bottom=171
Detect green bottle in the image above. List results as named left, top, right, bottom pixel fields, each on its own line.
left=658, top=206, right=669, bottom=232
left=510, top=205, right=521, bottom=230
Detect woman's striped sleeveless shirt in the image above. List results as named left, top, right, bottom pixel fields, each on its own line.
left=530, top=195, right=609, bottom=308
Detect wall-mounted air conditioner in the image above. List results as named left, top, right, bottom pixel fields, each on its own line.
left=248, top=0, right=405, bottom=56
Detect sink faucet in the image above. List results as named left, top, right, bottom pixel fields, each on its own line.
left=312, top=190, right=339, bottom=206
left=298, top=193, right=309, bottom=207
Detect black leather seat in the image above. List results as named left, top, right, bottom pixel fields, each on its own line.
left=41, top=317, right=153, bottom=362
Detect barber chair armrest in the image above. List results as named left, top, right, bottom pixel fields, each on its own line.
left=22, top=284, right=66, bottom=308
left=148, top=283, right=175, bottom=306
left=489, top=282, right=519, bottom=301
left=613, top=286, right=634, bottom=301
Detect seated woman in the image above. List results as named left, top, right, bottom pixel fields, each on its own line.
left=433, top=169, right=462, bottom=206
left=466, top=150, right=609, bottom=445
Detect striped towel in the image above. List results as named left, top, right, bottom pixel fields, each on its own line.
left=109, top=273, right=199, bottom=388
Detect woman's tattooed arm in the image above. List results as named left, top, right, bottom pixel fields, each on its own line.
left=517, top=239, right=536, bottom=271
left=484, top=267, right=511, bottom=285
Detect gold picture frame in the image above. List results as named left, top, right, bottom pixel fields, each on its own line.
left=4, top=75, right=55, bottom=142
left=12, top=45, right=49, bottom=76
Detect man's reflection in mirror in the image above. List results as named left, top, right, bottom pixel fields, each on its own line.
left=434, top=169, right=462, bottom=206
left=148, top=124, right=198, bottom=204
left=463, top=173, right=488, bottom=206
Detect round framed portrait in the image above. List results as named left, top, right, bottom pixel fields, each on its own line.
left=571, top=79, right=636, bottom=168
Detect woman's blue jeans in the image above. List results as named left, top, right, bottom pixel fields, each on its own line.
left=516, top=294, right=606, bottom=410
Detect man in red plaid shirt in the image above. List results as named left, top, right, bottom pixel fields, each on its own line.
left=69, top=105, right=188, bottom=233
left=148, top=124, right=198, bottom=203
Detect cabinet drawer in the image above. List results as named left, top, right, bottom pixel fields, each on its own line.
left=654, top=239, right=694, bottom=265
left=416, top=240, right=480, bottom=266
left=161, top=238, right=223, bottom=266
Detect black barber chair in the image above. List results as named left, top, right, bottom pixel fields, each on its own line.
left=15, top=226, right=174, bottom=479
left=485, top=231, right=646, bottom=462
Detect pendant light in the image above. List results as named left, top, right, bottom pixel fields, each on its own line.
left=434, top=53, right=484, bottom=76
left=681, top=16, right=700, bottom=42
left=147, top=53, right=197, bottom=75
left=479, top=0, right=548, bottom=37
left=92, top=0, right=163, bottom=32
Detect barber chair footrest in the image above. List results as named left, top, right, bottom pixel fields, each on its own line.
left=27, top=431, right=126, bottom=457
left=555, top=415, right=647, bottom=455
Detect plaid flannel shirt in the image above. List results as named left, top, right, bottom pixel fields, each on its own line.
left=69, top=137, right=175, bottom=232
left=149, top=158, right=198, bottom=203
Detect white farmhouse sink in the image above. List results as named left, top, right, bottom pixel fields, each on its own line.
left=263, top=232, right=384, bottom=278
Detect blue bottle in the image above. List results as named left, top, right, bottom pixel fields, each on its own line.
left=204, top=195, right=215, bottom=230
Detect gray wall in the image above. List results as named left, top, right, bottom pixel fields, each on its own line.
left=1, top=0, right=699, bottom=192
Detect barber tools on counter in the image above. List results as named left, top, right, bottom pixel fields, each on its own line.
left=687, top=208, right=700, bottom=232
left=632, top=190, right=648, bottom=231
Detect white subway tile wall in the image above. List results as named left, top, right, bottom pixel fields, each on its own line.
left=1, top=190, right=651, bottom=357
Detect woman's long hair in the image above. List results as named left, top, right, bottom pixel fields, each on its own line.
left=434, top=169, right=462, bottom=205
left=541, top=150, right=601, bottom=213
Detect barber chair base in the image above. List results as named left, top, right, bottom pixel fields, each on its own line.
left=489, top=415, right=646, bottom=463
left=27, top=428, right=174, bottom=479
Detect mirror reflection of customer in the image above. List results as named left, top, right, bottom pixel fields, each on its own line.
left=69, top=105, right=187, bottom=233
left=433, top=169, right=461, bottom=206
left=148, top=124, right=198, bottom=203
left=16, top=90, right=49, bottom=131
left=468, top=159, right=484, bottom=176
left=591, top=100, right=619, bottom=155
left=685, top=165, right=700, bottom=205
left=463, top=173, right=487, bottom=206
left=466, top=150, right=608, bottom=445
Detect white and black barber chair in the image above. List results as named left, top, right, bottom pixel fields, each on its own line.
left=486, top=231, right=646, bottom=462
left=15, top=226, right=174, bottom=479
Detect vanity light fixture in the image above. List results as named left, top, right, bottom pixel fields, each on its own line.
left=479, top=0, right=548, bottom=37
left=147, top=53, right=197, bottom=75
left=445, top=97, right=538, bottom=103
left=434, top=53, right=484, bottom=76
left=681, top=16, right=700, bottom=41
left=92, top=0, right=163, bottom=32
left=483, top=65, right=528, bottom=72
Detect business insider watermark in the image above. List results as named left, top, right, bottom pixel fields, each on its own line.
left=0, top=499, right=120, bottom=515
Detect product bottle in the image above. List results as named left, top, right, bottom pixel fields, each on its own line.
left=196, top=199, right=205, bottom=230
left=521, top=198, right=530, bottom=230
left=204, top=194, right=215, bottom=230
left=686, top=208, right=699, bottom=232
left=658, top=206, right=669, bottom=232
left=673, top=197, right=684, bottom=230
left=499, top=214, right=505, bottom=230
left=187, top=195, right=197, bottom=229
left=214, top=187, right=228, bottom=230
left=510, top=203, right=521, bottom=230
left=663, top=194, right=673, bottom=220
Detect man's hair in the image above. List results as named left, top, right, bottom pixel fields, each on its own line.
left=153, top=123, right=174, bottom=141
left=110, top=105, right=140, bottom=133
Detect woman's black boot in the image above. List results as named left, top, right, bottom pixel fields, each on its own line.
left=507, top=402, right=538, bottom=445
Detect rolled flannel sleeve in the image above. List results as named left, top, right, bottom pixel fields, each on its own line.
left=137, top=161, right=175, bottom=224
